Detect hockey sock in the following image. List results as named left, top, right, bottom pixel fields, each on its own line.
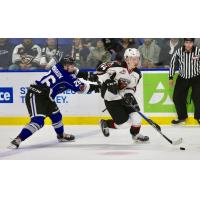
left=18, top=128, right=33, bottom=141
left=18, top=117, right=45, bottom=141
left=50, top=111, right=64, bottom=136
left=106, top=119, right=117, bottom=129
left=130, top=126, right=141, bottom=137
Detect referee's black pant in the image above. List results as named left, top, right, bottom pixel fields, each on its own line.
left=173, top=74, right=200, bottom=120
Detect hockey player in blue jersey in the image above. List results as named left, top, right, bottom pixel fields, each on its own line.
left=9, top=56, right=100, bottom=148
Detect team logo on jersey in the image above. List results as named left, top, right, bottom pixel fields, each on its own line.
left=119, top=69, right=127, bottom=74
left=0, top=87, right=13, bottom=103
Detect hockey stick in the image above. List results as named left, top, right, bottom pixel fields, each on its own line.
left=130, top=105, right=183, bottom=145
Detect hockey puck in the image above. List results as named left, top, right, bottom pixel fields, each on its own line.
left=180, top=147, right=185, bottom=150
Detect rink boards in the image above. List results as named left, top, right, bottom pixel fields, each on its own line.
left=0, top=70, right=198, bottom=125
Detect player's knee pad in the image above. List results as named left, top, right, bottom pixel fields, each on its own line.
left=129, top=112, right=142, bottom=127
left=49, top=111, right=63, bottom=130
left=25, top=116, right=45, bottom=134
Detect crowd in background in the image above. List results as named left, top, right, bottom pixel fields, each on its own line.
left=1, top=38, right=200, bottom=70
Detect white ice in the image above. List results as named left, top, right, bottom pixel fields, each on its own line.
left=0, top=125, right=200, bottom=160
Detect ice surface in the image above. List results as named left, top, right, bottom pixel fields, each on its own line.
left=0, top=125, right=200, bottom=160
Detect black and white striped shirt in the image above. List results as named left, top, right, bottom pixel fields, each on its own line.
left=169, top=46, right=200, bottom=79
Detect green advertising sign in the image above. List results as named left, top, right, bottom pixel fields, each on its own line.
left=143, top=72, right=194, bottom=113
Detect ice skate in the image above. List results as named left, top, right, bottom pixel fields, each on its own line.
left=57, top=133, right=75, bottom=142
left=8, top=137, right=22, bottom=149
left=100, top=119, right=110, bottom=137
left=132, top=134, right=149, bottom=143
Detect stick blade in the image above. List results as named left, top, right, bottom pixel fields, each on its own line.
left=172, top=138, right=183, bottom=145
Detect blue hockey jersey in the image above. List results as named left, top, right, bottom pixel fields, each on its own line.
left=35, top=63, right=86, bottom=99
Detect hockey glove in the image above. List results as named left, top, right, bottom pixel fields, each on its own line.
left=105, top=79, right=118, bottom=95
left=88, top=72, right=99, bottom=82
left=123, top=93, right=140, bottom=111
left=77, top=71, right=99, bottom=82
left=88, top=84, right=100, bottom=93
left=76, top=71, right=89, bottom=80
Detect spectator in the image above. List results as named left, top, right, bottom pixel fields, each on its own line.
left=71, top=38, right=90, bottom=68
left=0, top=38, right=13, bottom=70
left=57, top=38, right=73, bottom=58
left=135, top=38, right=144, bottom=46
left=158, top=38, right=181, bottom=68
left=138, top=38, right=161, bottom=68
left=154, top=38, right=167, bottom=48
left=9, top=38, right=41, bottom=70
left=40, top=38, right=63, bottom=69
left=81, top=38, right=97, bottom=50
left=116, top=38, right=139, bottom=61
left=101, top=38, right=123, bottom=61
left=87, top=39, right=111, bottom=67
left=121, top=38, right=138, bottom=49
left=194, top=38, right=200, bottom=48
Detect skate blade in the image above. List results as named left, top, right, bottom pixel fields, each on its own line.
left=100, top=128, right=110, bottom=137
left=58, top=139, right=75, bottom=143
left=7, top=144, right=18, bottom=149
left=103, top=132, right=110, bottom=137
left=99, top=121, right=110, bottom=137
left=134, top=140, right=150, bottom=144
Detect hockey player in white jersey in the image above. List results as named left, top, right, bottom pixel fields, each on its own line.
left=98, top=48, right=149, bottom=142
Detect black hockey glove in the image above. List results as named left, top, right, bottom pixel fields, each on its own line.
left=105, top=79, right=118, bottom=95
left=123, top=93, right=140, bottom=111
left=77, top=71, right=99, bottom=82
left=100, top=72, right=118, bottom=98
left=88, top=72, right=99, bottom=82
left=88, top=84, right=100, bottom=93
left=76, top=71, right=89, bottom=80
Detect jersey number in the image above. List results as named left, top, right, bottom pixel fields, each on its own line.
left=41, top=75, right=56, bottom=87
left=74, top=79, right=82, bottom=87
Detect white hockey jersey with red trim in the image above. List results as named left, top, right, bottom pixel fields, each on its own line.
left=97, top=61, right=141, bottom=101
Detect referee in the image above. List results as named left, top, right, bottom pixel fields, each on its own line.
left=169, top=38, right=200, bottom=125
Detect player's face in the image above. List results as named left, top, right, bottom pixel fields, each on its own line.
left=74, top=38, right=81, bottom=46
left=125, top=57, right=139, bottom=68
left=184, top=41, right=193, bottom=51
left=144, top=38, right=152, bottom=46
left=122, top=38, right=129, bottom=43
left=97, top=40, right=103, bottom=48
left=64, top=64, right=76, bottom=73
left=171, top=38, right=179, bottom=43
